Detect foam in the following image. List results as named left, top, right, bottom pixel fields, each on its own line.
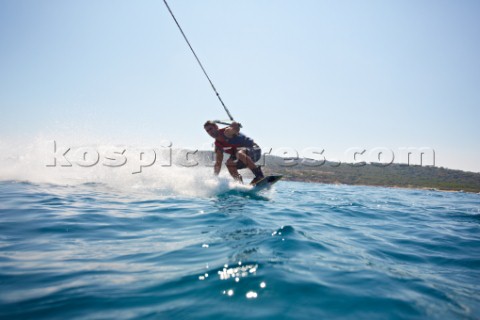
left=0, top=135, right=252, bottom=198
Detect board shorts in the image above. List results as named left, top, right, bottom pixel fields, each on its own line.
left=229, top=144, right=261, bottom=169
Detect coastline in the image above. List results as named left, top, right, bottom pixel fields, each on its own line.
left=263, top=162, right=480, bottom=194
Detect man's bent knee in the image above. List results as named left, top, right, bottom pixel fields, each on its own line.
left=236, top=150, right=248, bottom=159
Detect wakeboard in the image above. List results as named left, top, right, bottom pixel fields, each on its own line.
left=251, top=175, right=283, bottom=191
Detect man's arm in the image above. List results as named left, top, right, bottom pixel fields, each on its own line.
left=214, top=148, right=223, bottom=175
left=224, top=122, right=241, bottom=138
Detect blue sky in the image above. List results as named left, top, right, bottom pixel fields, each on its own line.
left=1, top=0, right=479, bottom=172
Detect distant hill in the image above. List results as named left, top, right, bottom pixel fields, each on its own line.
left=262, top=155, right=480, bottom=193
left=191, top=151, right=480, bottom=193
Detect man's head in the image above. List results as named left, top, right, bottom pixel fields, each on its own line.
left=204, top=121, right=219, bottom=138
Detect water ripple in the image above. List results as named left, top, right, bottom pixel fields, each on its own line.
left=1, top=181, right=479, bottom=319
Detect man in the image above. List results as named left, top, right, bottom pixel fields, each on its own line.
left=204, top=120, right=264, bottom=185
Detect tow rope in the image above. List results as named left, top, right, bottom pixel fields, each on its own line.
left=163, top=0, right=235, bottom=121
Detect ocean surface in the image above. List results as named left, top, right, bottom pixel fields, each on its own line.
left=1, top=179, right=479, bottom=319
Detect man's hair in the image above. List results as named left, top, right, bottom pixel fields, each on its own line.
left=203, top=120, right=218, bottom=128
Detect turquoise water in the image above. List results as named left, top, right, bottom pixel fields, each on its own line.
left=1, top=180, right=479, bottom=319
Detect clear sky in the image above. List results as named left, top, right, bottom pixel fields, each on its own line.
left=1, top=0, right=479, bottom=172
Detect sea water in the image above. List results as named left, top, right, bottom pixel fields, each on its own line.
left=1, top=174, right=479, bottom=319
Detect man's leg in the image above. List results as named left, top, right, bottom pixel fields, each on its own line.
left=236, top=150, right=257, bottom=170
left=226, top=158, right=243, bottom=183
left=236, top=149, right=264, bottom=184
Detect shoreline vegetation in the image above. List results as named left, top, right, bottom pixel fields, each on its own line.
left=261, top=156, right=480, bottom=193
left=194, top=151, right=479, bottom=193
left=191, top=152, right=480, bottom=193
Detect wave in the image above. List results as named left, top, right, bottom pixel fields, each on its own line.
left=0, top=135, right=252, bottom=197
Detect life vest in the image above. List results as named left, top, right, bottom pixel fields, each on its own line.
left=214, top=128, right=255, bottom=154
